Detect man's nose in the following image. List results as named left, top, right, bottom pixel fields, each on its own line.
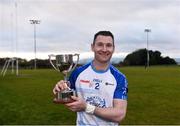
left=102, top=45, right=107, bottom=51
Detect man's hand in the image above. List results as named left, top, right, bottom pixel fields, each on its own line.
left=53, top=80, right=70, bottom=103
left=53, top=80, right=69, bottom=94
left=65, top=96, right=86, bottom=112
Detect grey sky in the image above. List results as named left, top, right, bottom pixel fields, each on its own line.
left=0, top=0, right=180, bottom=60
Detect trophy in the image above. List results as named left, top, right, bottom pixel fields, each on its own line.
left=49, top=54, right=79, bottom=103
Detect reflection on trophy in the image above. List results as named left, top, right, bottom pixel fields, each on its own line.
left=49, top=54, right=79, bottom=103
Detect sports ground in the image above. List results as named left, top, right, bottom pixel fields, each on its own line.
left=0, top=66, right=180, bottom=125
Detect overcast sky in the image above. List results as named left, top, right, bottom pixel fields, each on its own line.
left=0, top=0, right=180, bottom=60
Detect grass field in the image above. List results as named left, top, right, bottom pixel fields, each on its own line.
left=0, top=66, right=180, bottom=125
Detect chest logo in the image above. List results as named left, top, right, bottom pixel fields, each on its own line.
left=105, top=82, right=114, bottom=86
left=80, top=79, right=90, bottom=84
left=86, top=96, right=106, bottom=108
left=80, top=80, right=93, bottom=87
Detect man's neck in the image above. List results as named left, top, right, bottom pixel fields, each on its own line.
left=92, top=60, right=110, bottom=71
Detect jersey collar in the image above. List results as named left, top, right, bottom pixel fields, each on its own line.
left=90, top=61, right=110, bottom=73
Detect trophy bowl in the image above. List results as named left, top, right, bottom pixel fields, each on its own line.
left=49, top=54, right=79, bottom=103
left=56, top=54, right=74, bottom=72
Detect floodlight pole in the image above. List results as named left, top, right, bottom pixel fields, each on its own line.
left=15, top=1, right=19, bottom=76
left=29, top=19, right=40, bottom=70
left=144, top=29, right=151, bottom=68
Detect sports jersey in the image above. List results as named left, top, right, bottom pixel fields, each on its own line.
left=69, top=61, right=128, bottom=126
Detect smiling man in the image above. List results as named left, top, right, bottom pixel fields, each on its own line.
left=53, top=31, right=128, bottom=125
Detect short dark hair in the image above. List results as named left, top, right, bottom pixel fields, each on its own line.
left=93, top=31, right=114, bottom=46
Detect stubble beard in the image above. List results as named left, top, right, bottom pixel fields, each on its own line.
left=95, top=53, right=112, bottom=64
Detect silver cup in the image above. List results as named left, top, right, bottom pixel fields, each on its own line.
left=49, top=54, right=79, bottom=103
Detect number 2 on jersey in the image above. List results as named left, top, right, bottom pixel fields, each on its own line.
left=95, top=83, right=100, bottom=90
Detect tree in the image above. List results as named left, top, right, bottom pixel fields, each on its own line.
left=122, top=49, right=177, bottom=66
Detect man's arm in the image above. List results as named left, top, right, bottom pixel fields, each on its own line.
left=65, top=96, right=127, bottom=123
left=94, top=99, right=127, bottom=123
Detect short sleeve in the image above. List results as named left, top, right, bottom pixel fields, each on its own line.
left=113, top=75, right=128, bottom=100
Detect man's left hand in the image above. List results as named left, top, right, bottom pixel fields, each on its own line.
left=65, top=96, right=86, bottom=112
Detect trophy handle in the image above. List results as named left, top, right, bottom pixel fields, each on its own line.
left=67, top=53, right=79, bottom=72
left=49, top=54, right=60, bottom=72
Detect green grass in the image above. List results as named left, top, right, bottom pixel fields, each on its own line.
left=0, top=69, right=76, bottom=125
left=0, top=66, right=180, bottom=125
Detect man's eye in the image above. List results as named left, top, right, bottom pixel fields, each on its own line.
left=106, top=44, right=113, bottom=47
left=97, top=43, right=103, bottom=46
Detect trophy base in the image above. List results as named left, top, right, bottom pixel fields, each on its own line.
left=55, top=89, right=77, bottom=103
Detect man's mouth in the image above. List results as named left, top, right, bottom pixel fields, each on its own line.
left=98, top=52, right=110, bottom=57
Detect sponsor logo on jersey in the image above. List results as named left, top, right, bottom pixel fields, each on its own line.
left=105, top=82, right=114, bottom=86
left=93, top=78, right=102, bottom=83
left=80, top=79, right=94, bottom=87
left=80, top=79, right=90, bottom=84
left=86, top=96, right=106, bottom=108
left=89, top=82, right=93, bottom=88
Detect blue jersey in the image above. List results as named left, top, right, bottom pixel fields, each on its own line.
left=69, top=62, right=128, bottom=126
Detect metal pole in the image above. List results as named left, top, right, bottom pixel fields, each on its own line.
left=15, top=1, right=19, bottom=76
left=11, top=13, right=14, bottom=74
left=29, top=20, right=40, bottom=70
left=34, top=23, right=36, bottom=69
left=144, top=29, right=151, bottom=68
left=147, top=31, right=149, bottom=67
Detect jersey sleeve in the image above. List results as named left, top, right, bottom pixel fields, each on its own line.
left=68, top=69, right=77, bottom=90
left=113, top=74, right=128, bottom=100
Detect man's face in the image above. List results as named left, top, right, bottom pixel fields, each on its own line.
left=91, top=35, right=114, bottom=64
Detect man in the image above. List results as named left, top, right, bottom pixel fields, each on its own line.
left=53, top=31, right=128, bottom=125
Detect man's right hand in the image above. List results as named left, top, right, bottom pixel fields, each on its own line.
left=53, top=80, right=70, bottom=104
left=53, top=80, right=69, bottom=95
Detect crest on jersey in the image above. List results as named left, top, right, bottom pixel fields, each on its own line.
left=86, top=96, right=106, bottom=108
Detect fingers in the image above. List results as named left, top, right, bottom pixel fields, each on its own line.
left=53, top=80, right=69, bottom=94
left=64, top=97, right=86, bottom=112
left=71, top=96, right=78, bottom=101
left=65, top=97, right=78, bottom=107
left=53, top=98, right=66, bottom=104
left=65, top=102, right=79, bottom=112
left=64, top=96, right=78, bottom=106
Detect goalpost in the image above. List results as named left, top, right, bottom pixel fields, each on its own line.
left=1, top=57, right=17, bottom=77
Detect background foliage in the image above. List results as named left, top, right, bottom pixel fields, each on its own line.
left=123, top=48, right=176, bottom=66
